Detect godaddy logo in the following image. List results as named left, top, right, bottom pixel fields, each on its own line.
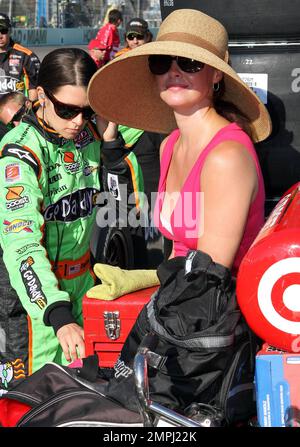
left=0, top=76, right=18, bottom=93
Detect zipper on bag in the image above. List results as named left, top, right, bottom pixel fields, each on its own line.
left=3, top=390, right=42, bottom=407
left=17, top=389, right=99, bottom=426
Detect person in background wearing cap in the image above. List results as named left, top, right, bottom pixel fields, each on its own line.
left=114, top=17, right=152, bottom=58
left=88, top=38, right=107, bottom=69
left=95, top=9, right=123, bottom=64
left=0, top=91, right=31, bottom=138
left=88, top=8, right=272, bottom=277
left=0, top=13, right=40, bottom=101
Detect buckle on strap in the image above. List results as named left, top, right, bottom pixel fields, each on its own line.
left=146, top=351, right=167, bottom=370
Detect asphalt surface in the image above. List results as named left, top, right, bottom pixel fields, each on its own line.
left=30, top=45, right=89, bottom=61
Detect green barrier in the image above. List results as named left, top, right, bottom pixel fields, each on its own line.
left=11, top=27, right=158, bottom=46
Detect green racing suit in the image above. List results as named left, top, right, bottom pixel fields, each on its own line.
left=0, top=112, right=101, bottom=389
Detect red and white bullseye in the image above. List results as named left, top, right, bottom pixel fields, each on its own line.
left=237, top=182, right=300, bottom=352
left=283, top=285, right=300, bottom=311
left=257, top=258, right=300, bottom=334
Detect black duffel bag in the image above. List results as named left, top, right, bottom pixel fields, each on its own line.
left=0, top=358, right=142, bottom=427
left=106, top=250, right=258, bottom=424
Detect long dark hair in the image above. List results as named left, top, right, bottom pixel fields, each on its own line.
left=214, top=78, right=253, bottom=140
left=37, top=48, right=97, bottom=94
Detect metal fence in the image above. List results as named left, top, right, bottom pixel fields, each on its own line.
left=0, top=0, right=162, bottom=29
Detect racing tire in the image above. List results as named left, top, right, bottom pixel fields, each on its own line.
left=91, top=223, right=135, bottom=270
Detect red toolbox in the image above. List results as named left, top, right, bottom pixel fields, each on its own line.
left=83, top=286, right=158, bottom=368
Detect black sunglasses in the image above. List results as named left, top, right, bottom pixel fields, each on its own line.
left=0, top=27, right=9, bottom=35
left=126, top=32, right=145, bottom=41
left=148, top=55, right=205, bottom=75
left=8, top=103, right=29, bottom=125
left=44, top=89, right=95, bottom=121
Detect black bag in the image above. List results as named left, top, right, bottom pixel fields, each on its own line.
left=106, top=250, right=258, bottom=424
left=0, top=359, right=142, bottom=427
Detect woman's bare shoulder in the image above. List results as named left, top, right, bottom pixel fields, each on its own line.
left=204, top=139, right=255, bottom=172
left=201, top=139, right=257, bottom=198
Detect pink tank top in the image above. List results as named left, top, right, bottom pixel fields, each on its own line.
left=154, top=122, right=265, bottom=275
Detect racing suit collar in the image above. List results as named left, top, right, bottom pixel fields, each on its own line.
left=22, top=108, right=69, bottom=146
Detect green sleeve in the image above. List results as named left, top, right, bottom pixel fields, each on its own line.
left=0, top=153, right=70, bottom=325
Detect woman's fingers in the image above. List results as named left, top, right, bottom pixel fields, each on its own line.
left=95, top=114, right=108, bottom=136
left=103, top=121, right=118, bottom=141
left=95, top=116, right=118, bottom=141
left=75, top=329, right=86, bottom=359
left=59, top=337, right=72, bottom=363
left=57, top=323, right=85, bottom=362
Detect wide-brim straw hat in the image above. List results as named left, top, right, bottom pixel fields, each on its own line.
left=88, top=9, right=271, bottom=143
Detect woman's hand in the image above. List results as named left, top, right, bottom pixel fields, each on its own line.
left=56, top=323, right=85, bottom=363
left=96, top=115, right=118, bottom=141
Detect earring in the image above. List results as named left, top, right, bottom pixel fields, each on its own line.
left=213, top=82, right=220, bottom=92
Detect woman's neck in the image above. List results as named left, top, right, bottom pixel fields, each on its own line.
left=36, top=106, right=48, bottom=123
left=36, top=107, right=58, bottom=134
left=174, top=106, right=228, bottom=151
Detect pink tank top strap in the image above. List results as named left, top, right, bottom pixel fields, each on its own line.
left=158, top=129, right=180, bottom=192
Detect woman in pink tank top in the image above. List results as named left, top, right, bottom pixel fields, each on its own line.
left=144, top=16, right=271, bottom=275
left=154, top=122, right=266, bottom=275
left=89, top=9, right=271, bottom=276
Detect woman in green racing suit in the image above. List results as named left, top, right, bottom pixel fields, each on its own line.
left=0, top=48, right=101, bottom=390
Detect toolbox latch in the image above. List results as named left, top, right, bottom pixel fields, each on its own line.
left=104, top=311, right=121, bottom=340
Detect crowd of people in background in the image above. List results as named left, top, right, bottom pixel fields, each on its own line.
left=0, top=8, right=152, bottom=131
left=87, top=9, right=152, bottom=65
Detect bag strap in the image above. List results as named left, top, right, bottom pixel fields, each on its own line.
left=184, top=250, right=231, bottom=286
left=147, top=295, right=238, bottom=349
left=75, top=355, right=99, bottom=382
left=138, top=333, right=167, bottom=370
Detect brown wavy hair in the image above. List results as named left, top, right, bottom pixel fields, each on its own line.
left=214, top=78, right=253, bottom=140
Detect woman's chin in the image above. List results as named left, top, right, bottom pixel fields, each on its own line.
left=61, top=128, right=81, bottom=139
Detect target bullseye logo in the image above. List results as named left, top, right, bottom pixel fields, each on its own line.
left=236, top=182, right=300, bottom=352
left=258, top=257, right=300, bottom=334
